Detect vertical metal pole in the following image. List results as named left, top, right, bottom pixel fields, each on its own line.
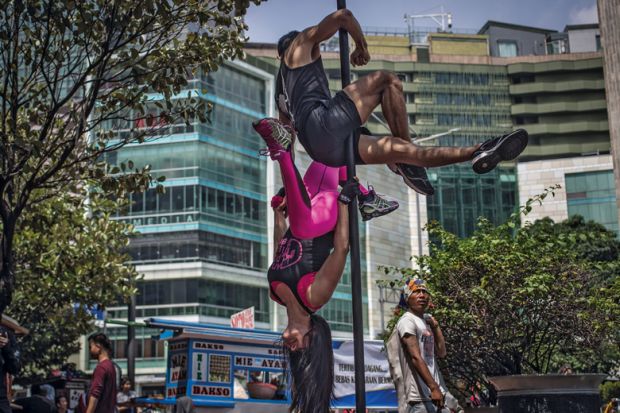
left=336, top=1, right=366, bottom=411
left=127, top=295, right=136, bottom=384
left=416, top=193, right=423, bottom=256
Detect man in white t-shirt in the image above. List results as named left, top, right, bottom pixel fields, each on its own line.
left=395, top=277, right=449, bottom=413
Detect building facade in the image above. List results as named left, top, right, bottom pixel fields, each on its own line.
left=83, top=60, right=275, bottom=391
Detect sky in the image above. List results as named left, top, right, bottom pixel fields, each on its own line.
left=244, top=0, right=599, bottom=43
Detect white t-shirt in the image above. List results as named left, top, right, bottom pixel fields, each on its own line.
left=396, top=311, right=446, bottom=402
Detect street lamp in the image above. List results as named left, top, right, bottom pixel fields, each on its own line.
left=414, top=128, right=461, bottom=143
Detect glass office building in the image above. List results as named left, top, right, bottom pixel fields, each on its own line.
left=99, top=61, right=274, bottom=378
left=412, top=67, right=517, bottom=236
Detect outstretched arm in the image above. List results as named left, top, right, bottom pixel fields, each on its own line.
left=306, top=202, right=349, bottom=308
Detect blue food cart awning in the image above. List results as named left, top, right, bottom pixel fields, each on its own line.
left=145, top=317, right=282, bottom=345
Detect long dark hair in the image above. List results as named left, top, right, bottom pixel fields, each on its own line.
left=283, top=314, right=334, bottom=413
left=277, top=30, right=300, bottom=57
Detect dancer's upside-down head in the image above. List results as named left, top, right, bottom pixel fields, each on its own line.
left=282, top=313, right=334, bottom=413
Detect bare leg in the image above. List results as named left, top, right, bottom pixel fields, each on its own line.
left=343, top=70, right=412, bottom=170
left=357, top=134, right=479, bottom=167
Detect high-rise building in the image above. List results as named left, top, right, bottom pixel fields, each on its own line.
left=86, top=61, right=275, bottom=392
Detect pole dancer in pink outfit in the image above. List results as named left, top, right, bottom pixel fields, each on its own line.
left=254, top=117, right=386, bottom=413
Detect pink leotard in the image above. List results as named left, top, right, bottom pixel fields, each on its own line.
left=268, top=151, right=368, bottom=312
left=269, top=151, right=361, bottom=313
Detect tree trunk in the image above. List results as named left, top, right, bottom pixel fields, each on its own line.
left=0, top=226, right=16, bottom=316
left=598, top=0, right=620, bottom=226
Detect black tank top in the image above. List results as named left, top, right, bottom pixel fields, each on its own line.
left=275, top=58, right=332, bottom=129
left=267, top=228, right=334, bottom=314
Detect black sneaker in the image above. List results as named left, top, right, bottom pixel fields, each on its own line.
left=472, top=129, right=529, bottom=174
left=358, top=186, right=399, bottom=221
left=361, top=126, right=434, bottom=196
left=393, top=163, right=435, bottom=196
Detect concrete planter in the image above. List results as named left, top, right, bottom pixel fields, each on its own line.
left=489, top=374, right=606, bottom=413
left=464, top=407, right=498, bottom=413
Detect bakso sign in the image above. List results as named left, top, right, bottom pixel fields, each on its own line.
left=191, top=385, right=231, bottom=397
left=191, top=341, right=282, bottom=357
left=166, top=386, right=186, bottom=397
left=169, top=341, right=188, bottom=352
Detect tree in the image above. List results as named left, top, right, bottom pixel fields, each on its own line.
left=0, top=0, right=261, bottom=314
left=7, top=185, right=138, bottom=380
left=379, top=188, right=620, bottom=404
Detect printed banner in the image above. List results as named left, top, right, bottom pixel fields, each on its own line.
left=333, top=340, right=394, bottom=399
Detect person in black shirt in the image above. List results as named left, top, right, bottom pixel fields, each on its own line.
left=0, top=326, right=20, bottom=413
left=275, top=9, right=528, bottom=197
left=15, top=384, right=56, bottom=413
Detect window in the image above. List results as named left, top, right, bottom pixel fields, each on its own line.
left=595, top=34, right=602, bottom=51
left=566, top=170, right=618, bottom=234
left=105, top=327, right=166, bottom=360
left=172, top=186, right=184, bottom=211
left=128, top=231, right=266, bottom=269
left=427, top=164, right=517, bottom=238
left=498, top=40, right=518, bottom=57
left=514, top=116, right=539, bottom=125
left=126, top=278, right=270, bottom=323
left=546, top=40, right=567, bottom=55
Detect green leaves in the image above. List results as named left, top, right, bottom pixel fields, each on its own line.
left=8, top=185, right=140, bottom=381
left=379, top=189, right=620, bottom=403
left=0, top=0, right=263, bottom=312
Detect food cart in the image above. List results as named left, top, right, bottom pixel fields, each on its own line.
left=138, top=318, right=398, bottom=413
left=139, top=318, right=289, bottom=413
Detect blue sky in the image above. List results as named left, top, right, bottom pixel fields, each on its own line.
left=245, top=0, right=598, bottom=43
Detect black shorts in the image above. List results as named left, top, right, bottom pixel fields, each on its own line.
left=298, top=91, right=365, bottom=167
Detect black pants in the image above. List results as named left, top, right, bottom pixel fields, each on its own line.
left=0, top=398, right=12, bottom=413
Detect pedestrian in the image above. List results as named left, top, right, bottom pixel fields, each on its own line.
left=0, top=326, right=20, bottom=413
left=392, top=278, right=462, bottom=413
left=55, top=395, right=71, bottom=413
left=116, top=378, right=138, bottom=413
left=85, top=333, right=116, bottom=413
left=173, top=396, right=193, bottom=413
left=15, top=384, right=56, bottom=413
left=604, top=398, right=619, bottom=413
